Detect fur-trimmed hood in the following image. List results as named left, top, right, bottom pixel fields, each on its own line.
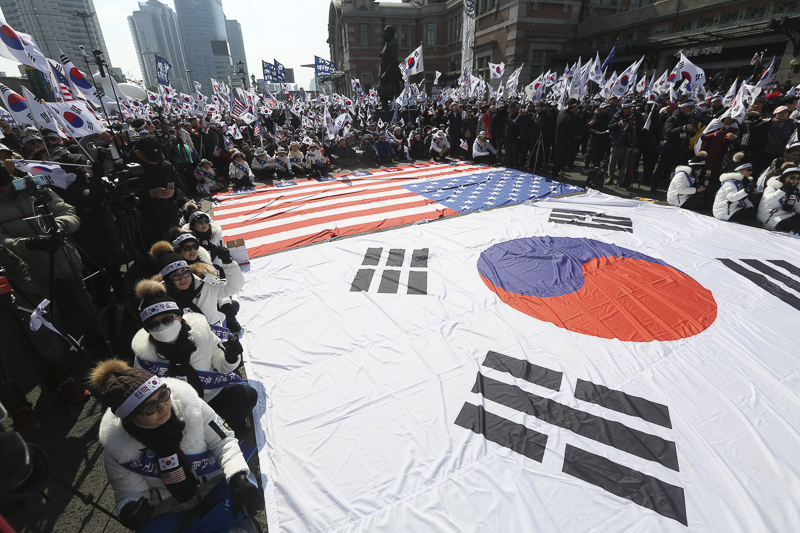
left=674, top=165, right=693, bottom=176
left=719, top=172, right=743, bottom=184
left=98, top=378, right=205, bottom=464
left=766, top=176, right=784, bottom=190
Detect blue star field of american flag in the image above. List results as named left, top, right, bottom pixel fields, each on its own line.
left=402, top=169, right=581, bottom=213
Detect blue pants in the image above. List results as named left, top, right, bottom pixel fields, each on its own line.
left=137, top=479, right=244, bottom=533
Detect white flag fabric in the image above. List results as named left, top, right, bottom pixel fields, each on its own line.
left=46, top=101, right=105, bottom=137
left=238, top=191, right=800, bottom=533
left=0, top=81, right=34, bottom=125
left=488, top=62, right=505, bottom=79
left=434, top=71, right=442, bottom=85
left=755, top=57, right=774, bottom=88
left=723, top=80, right=738, bottom=107
left=56, top=42, right=105, bottom=108
left=403, top=45, right=425, bottom=77
left=588, top=53, right=605, bottom=84
left=22, top=87, right=65, bottom=136
left=671, top=53, right=706, bottom=88
left=15, top=162, right=77, bottom=189
left=0, top=17, right=49, bottom=73
left=506, top=64, right=524, bottom=95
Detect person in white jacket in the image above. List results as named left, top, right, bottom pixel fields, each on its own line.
left=757, top=167, right=800, bottom=230
left=304, top=142, right=331, bottom=177
left=131, top=280, right=256, bottom=428
left=431, top=131, right=451, bottom=161
left=250, top=147, right=277, bottom=181
left=149, top=242, right=243, bottom=327
left=287, top=142, right=306, bottom=175
left=228, top=151, right=254, bottom=190
left=713, top=171, right=756, bottom=222
left=92, top=360, right=262, bottom=531
left=667, top=153, right=707, bottom=211
left=273, top=147, right=294, bottom=180
left=473, top=132, right=497, bottom=165
left=182, top=203, right=224, bottom=251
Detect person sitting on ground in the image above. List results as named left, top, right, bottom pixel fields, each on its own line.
left=194, top=159, right=223, bottom=196
left=149, top=242, right=243, bottom=329
left=431, top=131, right=451, bottom=161
left=332, top=137, right=357, bottom=168
left=170, top=228, right=242, bottom=334
left=92, top=359, right=263, bottom=531
left=304, top=142, right=331, bottom=177
left=287, top=142, right=306, bottom=175
left=250, top=148, right=277, bottom=181
left=131, top=281, right=256, bottom=428
left=667, top=152, right=708, bottom=211
left=408, top=132, right=427, bottom=160
left=358, top=135, right=377, bottom=167
left=713, top=170, right=756, bottom=223
left=757, top=166, right=800, bottom=231
left=472, top=132, right=497, bottom=165
left=273, top=147, right=294, bottom=179
left=228, top=151, right=254, bottom=190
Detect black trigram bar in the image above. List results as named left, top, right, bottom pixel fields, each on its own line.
left=362, top=248, right=383, bottom=266
left=473, top=373, right=679, bottom=471
left=719, top=259, right=800, bottom=312
left=563, top=445, right=688, bottom=526
left=410, top=248, right=429, bottom=268
left=574, top=379, right=672, bottom=429
left=386, top=249, right=405, bottom=267
left=377, top=270, right=401, bottom=293
left=549, top=209, right=633, bottom=233
left=482, top=351, right=562, bottom=391
left=350, top=269, right=375, bottom=292
left=407, top=271, right=427, bottom=295
left=454, top=403, right=548, bottom=463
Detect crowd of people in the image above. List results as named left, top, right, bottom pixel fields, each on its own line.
left=3, top=56, right=800, bottom=531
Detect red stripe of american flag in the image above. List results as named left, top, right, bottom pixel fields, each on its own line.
left=162, top=468, right=186, bottom=484
left=212, top=162, right=489, bottom=258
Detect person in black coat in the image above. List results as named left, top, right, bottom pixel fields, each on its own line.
left=585, top=103, right=612, bottom=169
left=652, top=101, right=697, bottom=191
left=516, top=104, right=534, bottom=169
left=132, top=136, right=185, bottom=249
left=504, top=102, right=521, bottom=169
left=552, top=99, right=581, bottom=177
left=447, top=104, right=463, bottom=156
left=491, top=104, right=508, bottom=161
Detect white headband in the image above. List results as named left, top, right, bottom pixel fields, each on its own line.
left=188, top=210, right=209, bottom=224
left=22, top=135, right=42, bottom=144
left=115, top=375, right=165, bottom=419
left=735, top=163, right=752, bottom=171
left=160, top=260, right=189, bottom=278
left=172, top=233, right=197, bottom=248
left=139, top=300, right=180, bottom=322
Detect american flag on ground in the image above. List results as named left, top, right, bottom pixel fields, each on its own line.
left=211, top=162, right=580, bottom=258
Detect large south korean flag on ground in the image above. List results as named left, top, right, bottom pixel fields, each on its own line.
left=240, top=191, right=800, bottom=532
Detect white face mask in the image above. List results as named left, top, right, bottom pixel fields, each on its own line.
left=150, top=320, right=181, bottom=343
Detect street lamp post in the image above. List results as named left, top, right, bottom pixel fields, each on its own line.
left=186, top=69, right=192, bottom=93
left=71, top=11, right=96, bottom=51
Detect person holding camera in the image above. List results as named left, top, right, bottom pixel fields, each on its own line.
left=92, top=359, right=262, bottom=532
left=667, top=152, right=708, bottom=211
left=757, top=167, right=800, bottom=230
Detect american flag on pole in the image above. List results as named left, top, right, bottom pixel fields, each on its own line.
left=211, top=162, right=579, bottom=258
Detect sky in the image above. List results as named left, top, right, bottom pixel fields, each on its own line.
left=0, top=0, right=332, bottom=89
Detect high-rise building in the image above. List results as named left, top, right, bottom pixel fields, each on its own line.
left=173, top=0, right=230, bottom=95
left=128, top=0, right=190, bottom=93
left=1, top=0, right=110, bottom=72
left=225, top=19, right=249, bottom=87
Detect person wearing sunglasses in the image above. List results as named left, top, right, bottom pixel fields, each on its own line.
left=92, top=359, right=263, bottom=532
left=132, top=279, right=257, bottom=430
left=170, top=228, right=243, bottom=334
left=149, top=239, right=243, bottom=329
left=182, top=203, right=224, bottom=254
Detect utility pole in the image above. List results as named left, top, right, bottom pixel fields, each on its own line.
left=72, top=11, right=96, bottom=52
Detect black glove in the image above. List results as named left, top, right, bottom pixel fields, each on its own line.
left=119, top=497, right=153, bottom=530
left=228, top=471, right=263, bottom=518
left=215, top=245, right=232, bottom=264
left=222, top=335, right=243, bottom=364
left=25, top=235, right=59, bottom=252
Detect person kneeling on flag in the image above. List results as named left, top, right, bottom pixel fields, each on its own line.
left=93, top=360, right=262, bottom=532
left=713, top=167, right=756, bottom=223
left=667, top=152, right=708, bottom=212
left=228, top=151, right=254, bottom=190
left=757, top=166, right=800, bottom=231
left=304, top=142, right=331, bottom=177
left=132, top=280, right=256, bottom=429
left=472, top=132, right=497, bottom=165
left=431, top=131, right=451, bottom=161
left=374, top=132, right=396, bottom=165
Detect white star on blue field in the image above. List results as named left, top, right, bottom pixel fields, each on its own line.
left=402, top=169, right=581, bottom=213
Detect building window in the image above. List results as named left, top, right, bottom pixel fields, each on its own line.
left=593, top=0, right=618, bottom=6
left=363, top=74, right=372, bottom=83
left=636, top=29, right=649, bottom=41
left=399, top=25, right=410, bottom=48
left=745, top=6, right=768, bottom=19
left=632, top=0, right=654, bottom=7
left=720, top=11, right=741, bottom=24
left=774, top=0, right=796, bottom=16
left=360, top=24, right=369, bottom=47
left=678, top=20, right=694, bottom=32
left=697, top=16, right=716, bottom=29
left=622, top=32, right=634, bottom=43
left=448, top=16, right=461, bottom=43
left=426, top=22, right=435, bottom=46
left=654, top=24, right=668, bottom=35
left=479, top=0, right=496, bottom=15
left=602, top=36, right=611, bottom=47
left=476, top=56, right=490, bottom=81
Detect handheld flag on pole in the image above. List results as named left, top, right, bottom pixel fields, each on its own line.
left=0, top=16, right=49, bottom=74
left=404, top=45, right=424, bottom=76
left=314, top=56, right=336, bottom=77
left=0, top=81, right=34, bottom=125
left=155, top=54, right=172, bottom=86
left=274, top=60, right=286, bottom=82
left=601, top=42, right=617, bottom=71
left=262, top=60, right=275, bottom=82
left=489, top=62, right=505, bottom=79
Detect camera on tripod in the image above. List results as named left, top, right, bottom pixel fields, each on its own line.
left=102, top=162, right=144, bottom=211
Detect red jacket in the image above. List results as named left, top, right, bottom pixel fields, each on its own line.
left=700, top=129, right=735, bottom=171
left=480, top=112, right=493, bottom=138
